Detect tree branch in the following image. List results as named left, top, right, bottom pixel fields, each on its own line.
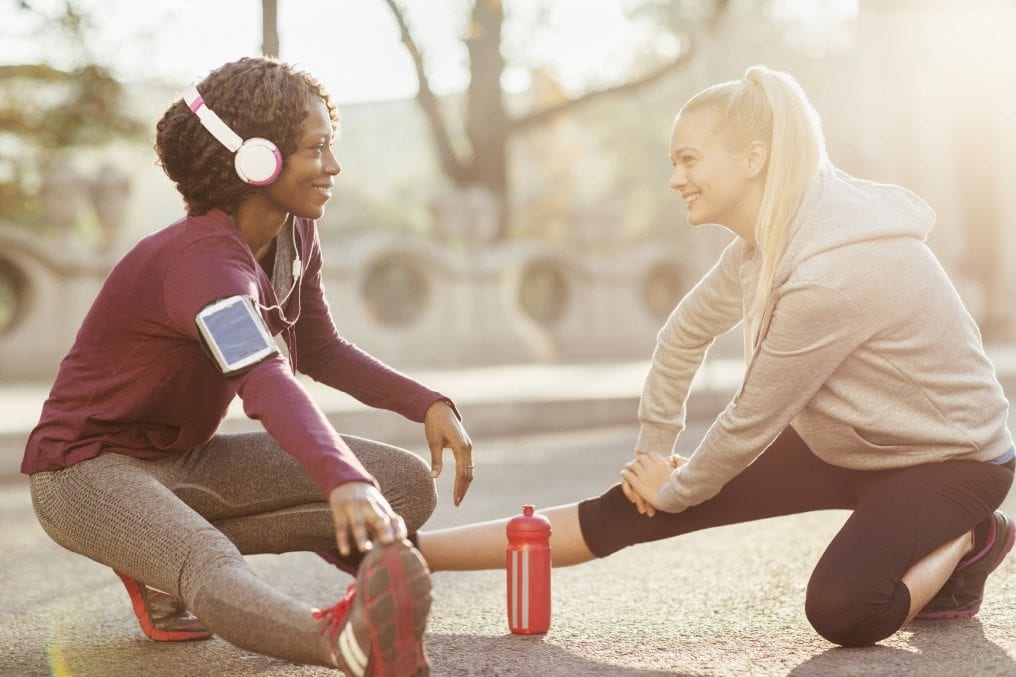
left=511, top=38, right=696, bottom=132
left=381, top=0, right=469, bottom=182
left=511, top=0, right=732, bottom=133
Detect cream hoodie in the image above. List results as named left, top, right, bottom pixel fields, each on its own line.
left=638, top=165, right=1014, bottom=513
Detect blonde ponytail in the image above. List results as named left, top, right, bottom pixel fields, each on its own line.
left=681, top=66, right=827, bottom=339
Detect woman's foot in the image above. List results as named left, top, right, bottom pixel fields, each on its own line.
left=915, top=511, right=1015, bottom=620
left=114, top=570, right=213, bottom=641
left=314, top=539, right=433, bottom=675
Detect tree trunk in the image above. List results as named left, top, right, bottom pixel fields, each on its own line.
left=464, top=0, right=510, bottom=238
left=383, top=0, right=728, bottom=242
left=262, top=0, right=280, bottom=57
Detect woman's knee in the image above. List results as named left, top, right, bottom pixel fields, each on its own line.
left=397, top=453, right=437, bottom=533
left=340, top=435, right=437, bottom=531
left=805, top=574, right=909, bottom=647
left=371, top=444, right=437, bottom=533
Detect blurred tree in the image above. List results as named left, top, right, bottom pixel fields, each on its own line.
left=381, top=0, right=730, bottom=240
left=0, top=1, right=143, bottom=229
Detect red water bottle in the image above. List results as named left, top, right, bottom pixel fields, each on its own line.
left=506, top=505, right=551, bottom=634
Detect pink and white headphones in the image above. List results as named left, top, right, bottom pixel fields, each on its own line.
left=183, top=85, right=283, bottom=186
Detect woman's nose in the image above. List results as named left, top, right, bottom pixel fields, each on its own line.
left=669, top=168, right=686, bottom=191
left=325, top=148, right=341, bottom=176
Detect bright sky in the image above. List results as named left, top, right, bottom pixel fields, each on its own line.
left=1, top=0, right=679, bottom=104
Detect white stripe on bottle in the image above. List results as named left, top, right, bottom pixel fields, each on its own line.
left=511, top=550, right=519, bottom=629
left=522, top=549, right=530, bottom=629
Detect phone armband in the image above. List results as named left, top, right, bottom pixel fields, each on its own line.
left=195, top=295, right=279, bottom=375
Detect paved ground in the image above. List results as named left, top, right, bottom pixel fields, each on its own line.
left=2, top=350, right=1016, bottom=675
left=2, top=421, right=1015, bottom=676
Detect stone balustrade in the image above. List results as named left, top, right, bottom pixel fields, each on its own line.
left=0, top=226, right=709, bottom=380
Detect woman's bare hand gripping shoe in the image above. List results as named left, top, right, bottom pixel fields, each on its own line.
left=328, top=481, right=407, bottom=556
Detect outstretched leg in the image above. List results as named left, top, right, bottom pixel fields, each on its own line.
left=419, top=427, right=856, bottom=570
left=418, top=503, right=592, bottom=570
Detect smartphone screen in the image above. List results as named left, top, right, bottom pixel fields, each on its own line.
left=196, top=296, right=278, bottom=373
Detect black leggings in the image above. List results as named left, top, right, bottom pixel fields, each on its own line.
left=578, top=427, right=1014, bottom=647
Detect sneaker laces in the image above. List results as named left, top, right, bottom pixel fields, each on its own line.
left=313, top=581, right=357, bottom=645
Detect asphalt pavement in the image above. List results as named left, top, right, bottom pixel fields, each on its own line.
left=2, top=353, right=1016, bottom=675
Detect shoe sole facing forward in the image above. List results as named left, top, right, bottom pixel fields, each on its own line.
left=113, top=570, right=213, bottom=641
left=361, top=541, right=433, bottom=676
left=915, top=513, right=1016, bottom=620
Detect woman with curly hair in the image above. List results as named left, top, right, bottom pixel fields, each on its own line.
left=23, top=56, right=469, bottom=674
left=413, top=66, right=1014, bottom=648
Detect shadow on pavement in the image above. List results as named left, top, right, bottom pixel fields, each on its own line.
left=788, top=619, right=1015, bottom=675
left=26, top=633, right=685, bottom=677
left=427, top=633, right=684, bottom=676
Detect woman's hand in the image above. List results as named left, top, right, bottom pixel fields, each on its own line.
left=424, top=400, right=474, bottom=506
left=621, top=458, right=656, bottom=517
left=621, top=453, right=686, bottom=514
left=328, top=481, right=407, bottom=557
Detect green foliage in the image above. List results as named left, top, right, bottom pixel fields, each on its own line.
left=0, top=6, right=144, bottom=228
left=0, top=63, right=143, bottom=147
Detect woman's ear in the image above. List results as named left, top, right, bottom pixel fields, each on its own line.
left=746, top=140, right=768, bottom=179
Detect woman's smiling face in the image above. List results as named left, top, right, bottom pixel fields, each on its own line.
left=668, top=111, right=754, bottom=229
left=261, top=97, right=340, bottom=220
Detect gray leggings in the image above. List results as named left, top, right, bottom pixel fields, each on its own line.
left=29, top=432, right=437, bottom=667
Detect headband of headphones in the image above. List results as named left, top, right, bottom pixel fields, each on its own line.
left=182, top=85, right=283, bottom=186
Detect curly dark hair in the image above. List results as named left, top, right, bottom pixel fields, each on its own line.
left=155, top=57, right=339, bottom=216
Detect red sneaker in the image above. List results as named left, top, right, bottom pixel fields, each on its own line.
left=114, top=570, right=213, bottom=641
left=314, top=540, right=432, bottom=676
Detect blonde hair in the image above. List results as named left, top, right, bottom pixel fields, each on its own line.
left=680, top=66, right=827, bottom=337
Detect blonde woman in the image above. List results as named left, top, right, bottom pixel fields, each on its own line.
left=410, top=66, right=1014, bottom=647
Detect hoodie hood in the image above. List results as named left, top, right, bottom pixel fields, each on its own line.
left=774, top=163, right=936, bottom=288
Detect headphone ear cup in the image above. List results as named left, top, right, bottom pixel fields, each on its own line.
left=235, top=138, right=282, bottom=185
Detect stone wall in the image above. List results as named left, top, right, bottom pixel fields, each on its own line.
left=0, top=225, right=718, bottom=380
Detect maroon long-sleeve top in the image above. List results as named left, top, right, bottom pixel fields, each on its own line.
left=23, top=210, right=451, bottom=498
